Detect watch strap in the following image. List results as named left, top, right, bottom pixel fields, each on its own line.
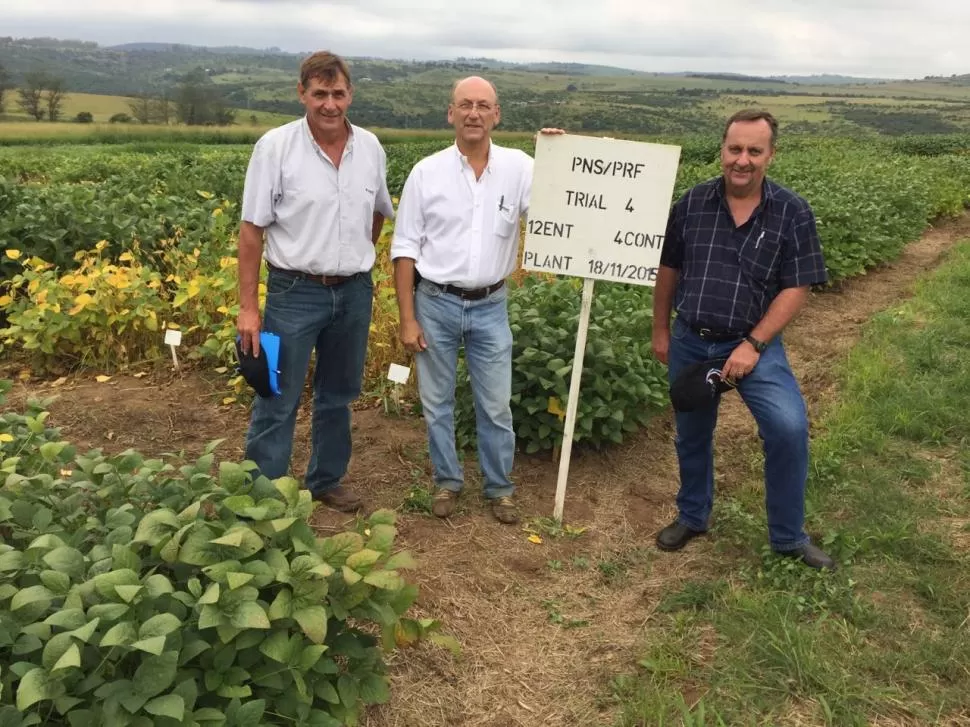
left=745, top=335, right=767, bottom=353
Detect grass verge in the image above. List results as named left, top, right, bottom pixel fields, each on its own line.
left=612, top=241, right=970, bottom=726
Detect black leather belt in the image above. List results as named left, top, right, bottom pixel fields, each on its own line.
left=686, top=320, right=746, bottom=342
left=426, top=279, right=505, bottom=301
left=267, top=263, right=355, bottom=286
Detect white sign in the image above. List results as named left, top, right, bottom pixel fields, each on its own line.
left=164, top=329, right=183, bottom=347
left=387, top=363, right=410, bottom=385
left=523, top=134, right=681, bottom=286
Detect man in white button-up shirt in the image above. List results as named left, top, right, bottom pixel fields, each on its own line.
left=237, top=51, right=393, bottom=513
left=391, top=76, right=560, bottom=524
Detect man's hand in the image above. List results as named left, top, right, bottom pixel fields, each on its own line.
left=534, top=127, right=566, bottom=143
left=399, top=319, right=427, bottom=353
left=652, top=326, right=671, bottom=365
left=721, top=340, right=760, bottom=383
left=237, top=308, right=262, bottom=357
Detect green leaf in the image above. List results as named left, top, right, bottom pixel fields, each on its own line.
left=131, top=636, right=167, bottom=655
left=16, top=667, right=53, bottom=711
left=114, top=584, right=143, bottom=603
left=227, top=572, right=254, bottom=590
left=144, top=574, right=174, bottom=598
left=362, top=570, right=403, bottom=590
left=68, top=617, right=100, bottom=644
left=267, top=588, right=293, bottom=621
left=359, top=673, right=390, bottom=704
left=368, top=509, right=396, bottom=526
left=345, top=548, right=382, bottom=572
left=51, top=643, right=81, bottom=672
left=299, top=644, right=329, bottom=671
left=11, top=584, right=54, bottom=611
left=93, top=569, right=140, bottom=599
left=230, top=602, right=270, bottom=630
left=42, top=633, right=75, bottom=670
left=0, top=549, right=24, bottom=572
left=198, top=582, right=220, bottom=605
left=144, top=694, right=185, bottom=721
left=44, top=608, right=87, bottom=630
left=342, top=565, right=363, bottom=585
left=100, top=621, right=137, bottom=647
left=428, top=632, right=463, bottom=656
left=384, top=551, right=419, bottom=570
left=365, top=524, right=397, bottom=552
left=133, top=652, right=179, bottom=698
left=274, top=477, right=301, bottom=506
left=317, top=531, right=363, bottom=567
left=132, top=509, right=181, bottom=545
left=139, top=613, right=182, bottom=639
left=209, top=530, right=244, bottom=547
left=218, top=461, right=248, bottom=491
left=235, top=699, right=266, bottom=726
left=42, top=546, right=86, bottom=577
left=314, top=679, right=340, bottom=705
left=293, top=605, right=328, bottom=644
left=337, top=674, right=358, bottom=709
left=198, top=605, right=223, bottom=630
left=257, top=631, right=294, bottom=664
left=40, top=569, right=71, bottom=594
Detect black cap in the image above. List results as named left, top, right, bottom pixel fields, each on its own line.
left=235, top=334, right=281, bottom=398
left=669, top=359, right=736, bottom=412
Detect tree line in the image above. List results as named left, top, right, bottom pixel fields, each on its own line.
left=0, top=63, right=235, bottom=125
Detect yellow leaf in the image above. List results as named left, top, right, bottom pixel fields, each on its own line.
left=95, top=375, right=111, bottom=383
left=59, top=469, right=72, bottom=477
left=214, top=367, right=228, bottom=374
left=212, top=208, right=223, bottom=217
left=5, top=249, right=22, bottom=260
left=95, top=240, right=108, bottom=252
left=118, top=251, right=134, bottom=262
left=547, top=396, right=566, bottom=421
left=216, top=306, right=229, bottom=314
left=133, top=372, right=148, bottom=379
left=0, top=295, right=12, bottom=307
left=0, top=434, right=14, bottom=443
left=222, top=397, right=236, bottom=405
left=193, top=248, right=201, bottom=257
left=527, top=534, right=543, bottom=545
left=197, top=190, right=214, bottom=200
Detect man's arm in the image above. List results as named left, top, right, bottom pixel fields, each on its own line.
left=237, top=221, right=265, bottom=356
left=372, top=213, right=385, bottom=245
left=393, top=257, right=426, bottom=352
left=651, top=265, right=680, bottom=365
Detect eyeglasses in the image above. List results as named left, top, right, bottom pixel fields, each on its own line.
left=454, top=101, right=495, bottom=113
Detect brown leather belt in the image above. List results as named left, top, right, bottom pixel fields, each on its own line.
left=426, top=279, right=505, bottom=301
left=267, top=263, right=355, bottom=286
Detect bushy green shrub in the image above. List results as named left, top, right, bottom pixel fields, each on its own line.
left=0, top=380, right=448, bottom=726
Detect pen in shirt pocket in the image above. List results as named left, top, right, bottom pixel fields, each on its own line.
left=755, top=230, right=765, bottom=249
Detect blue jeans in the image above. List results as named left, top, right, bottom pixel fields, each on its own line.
left=244, top=268, right=372, bottom=495
left=414, top=280, right=515, bottom=499
left=667, top=316, right=810, bottom=552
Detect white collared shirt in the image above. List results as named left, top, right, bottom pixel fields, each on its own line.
left=390, top=143, right=533, bottom=288
left=241, top=117, right=394, bottom=276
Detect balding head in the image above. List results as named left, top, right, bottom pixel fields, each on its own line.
left=452, top=76, right=499, bottom=105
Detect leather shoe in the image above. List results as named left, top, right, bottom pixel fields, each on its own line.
left=778, top=543, right=837, bottom=571
left=312, top=485, right=363, bottom=513
left=655, top=520, right=705, bottom=551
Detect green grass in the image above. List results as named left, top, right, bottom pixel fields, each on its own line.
left=613, top=241, right=970, bottom=726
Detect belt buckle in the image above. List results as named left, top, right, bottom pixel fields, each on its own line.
left=697, top=327, right=714, bottom=339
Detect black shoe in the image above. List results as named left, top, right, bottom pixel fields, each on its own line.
left=655, top=520, right=705, bottom=551
left=778, top=543, right=837, bottom=571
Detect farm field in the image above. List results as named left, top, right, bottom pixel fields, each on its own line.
left=2, top=131, right=970, bottom=725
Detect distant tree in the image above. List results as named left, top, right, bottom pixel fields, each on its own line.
left=175, top=68, right=234, bottom=126
left=128, top=94, right=153, bottom=124
left=17, top=71, right=47, bottom=121
left=0, top=62, right=12, bottom=114
left=109, top=112, right=132, bottom=123
left=44, top=76, right=68, bottom=121
left=151, top=94, right=172, bottom=125
left=75, top=111, right=93, bottom=123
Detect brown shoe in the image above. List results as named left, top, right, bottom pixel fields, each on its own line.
left=431, top=488, right=458, bottom=518
left=312, top=485, right=363, bottom=513
left=490, top=496, right=519, bottom=525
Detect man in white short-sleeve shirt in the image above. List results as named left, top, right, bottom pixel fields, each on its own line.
left=237, top=50, right=393, bottom=513
left=391, top=76, right=561, bottom=524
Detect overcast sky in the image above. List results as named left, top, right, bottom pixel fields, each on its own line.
left=3, top=0, right=966, bottom=79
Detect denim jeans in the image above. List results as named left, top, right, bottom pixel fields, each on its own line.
left=244, top=268, right=372, bottom=495
left=667, top=316, right=810, bottom=552
left=414, top=280, right=515, bottom=499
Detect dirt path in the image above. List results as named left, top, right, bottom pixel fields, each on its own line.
left=4, top=215, right=969, bottom=727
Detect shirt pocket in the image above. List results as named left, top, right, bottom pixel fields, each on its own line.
left=740, top=222, right=784, bottom=281
left=494, top=199, right=519, bottom=238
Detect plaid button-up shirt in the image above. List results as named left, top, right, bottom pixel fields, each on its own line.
left=660, top=176, right=827, bottom=332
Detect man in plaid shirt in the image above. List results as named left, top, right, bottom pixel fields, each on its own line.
left=652, top=110, right=835, bottom=570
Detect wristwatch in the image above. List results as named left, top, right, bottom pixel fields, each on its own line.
left=745, top=335, right=768, bottom=354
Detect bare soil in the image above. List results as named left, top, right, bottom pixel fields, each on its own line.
left=4, top=215, right=969, bottom=727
